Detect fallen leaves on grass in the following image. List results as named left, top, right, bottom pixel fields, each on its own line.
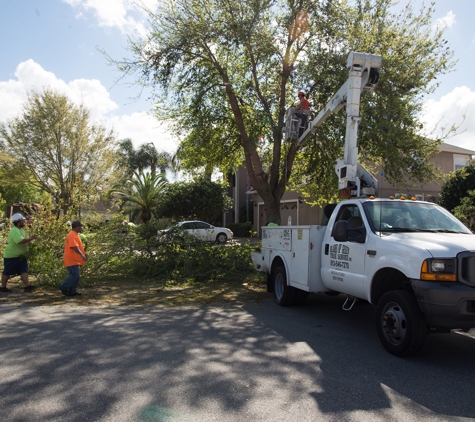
left=0, top=276, right=270, bottom=308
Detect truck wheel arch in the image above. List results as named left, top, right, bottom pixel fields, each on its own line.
left=371, top=268, right=413, bottom=305
left=271, top=256, right=287, bottom=281
left=271, top=262, right=296, bottom=306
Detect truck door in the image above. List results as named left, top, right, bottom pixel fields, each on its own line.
left=321, top=204, right=368, bottom=298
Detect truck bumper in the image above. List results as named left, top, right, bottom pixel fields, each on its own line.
left=411, top=279, right=475, bottom=329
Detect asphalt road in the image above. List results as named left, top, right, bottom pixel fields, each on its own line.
left=1, top=294, right=475, bottom=422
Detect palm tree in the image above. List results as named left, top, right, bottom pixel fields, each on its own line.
left=108, top=170, right=168, bottom=223
left=117, top=138, right=138, bottom=176
left=117, top=140, right=175, bottom=177
left=136, top=143, right=175, bottom=176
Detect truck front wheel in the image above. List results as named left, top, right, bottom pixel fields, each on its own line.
left=376, top=290, right=427, bottom=357
left=273, top=266, right=295, bottom=306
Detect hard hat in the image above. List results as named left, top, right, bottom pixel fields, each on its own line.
left=12, top=213, right=25, bottom=223
left=297, top=91, right=305, bottom=97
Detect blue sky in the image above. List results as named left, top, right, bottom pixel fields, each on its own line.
left=1, top=0, right=474, bottom=154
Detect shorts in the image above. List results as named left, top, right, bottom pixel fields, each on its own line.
left=3, top=257, right=28, bottom=276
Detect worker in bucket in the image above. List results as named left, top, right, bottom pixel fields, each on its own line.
left=295, top=91, right=311, bottom=136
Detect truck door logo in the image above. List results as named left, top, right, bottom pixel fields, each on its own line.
left=329, top=244, right=350, bottom=269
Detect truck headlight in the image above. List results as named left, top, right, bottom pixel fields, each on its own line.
left=431, top=260, right=446, bottom=272
left=421, top=258, right=457, bottom=282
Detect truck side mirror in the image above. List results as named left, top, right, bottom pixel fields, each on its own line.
left=347, top=216, right=366, bottom=243
left=333, top=220, right=367, bottom=243
left=333, top=220, right=349, bottom=242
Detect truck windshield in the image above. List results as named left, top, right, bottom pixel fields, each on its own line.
left=362, top=201, right=472, bottom=234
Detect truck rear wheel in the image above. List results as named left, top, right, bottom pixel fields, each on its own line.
left=294, top=290, right=309, bottom=305
left=273, top=266, right=295, bottom=306
left=376, top=290, right=427, bottom=357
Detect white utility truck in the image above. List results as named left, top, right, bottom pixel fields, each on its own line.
left=252, top=52, right=475, bottom=357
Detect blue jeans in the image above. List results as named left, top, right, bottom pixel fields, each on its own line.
left=60, top=265, right=81, bottom=293
left=296, top=113, right=308, bottom=136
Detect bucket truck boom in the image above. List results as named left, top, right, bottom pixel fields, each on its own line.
left=284, top=52, right=382, bottom=197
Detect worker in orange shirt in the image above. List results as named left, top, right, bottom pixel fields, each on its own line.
left=295, top=91, right=311, bottom=136
left=59, top=220, right=87, bottom=297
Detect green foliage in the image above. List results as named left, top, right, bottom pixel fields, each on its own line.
left=129, top=238, right=257, bottom=283
left=227, top=222, right=253, bottom=237
left=108, top=0, right=455, bottom=224
left=136, top=219, right=166, bottom=242
left=0, top=89, right=119, bottom=212
left=452, top=190, right=475, bottom=231
left=0, top=201, right=258, bottom=288
left=108, top=170, right=168, bottom=223
left=0, top=203, right=134, bottom=287
left=79, top=214, right=140, bottom=278
left=437, top=164, right=475, bottom=212
left=157, top=179, right=232, bottom=222
left=26, top=214, right=72, bottom=285
left=0, top=193, right=5, bottom=219
left=291, top=0, right=451, bottom=201
left=0, top=181, right=42, bottom=208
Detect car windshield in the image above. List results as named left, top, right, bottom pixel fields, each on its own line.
left=363, top=201, right=472, bottom=234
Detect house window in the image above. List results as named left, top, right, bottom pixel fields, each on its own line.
left=395, top=193, right=424, bottom=201
left=454, top=155, right=469, bottom=171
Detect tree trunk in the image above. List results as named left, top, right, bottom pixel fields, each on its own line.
left=264, top=197, right=282, bottom=226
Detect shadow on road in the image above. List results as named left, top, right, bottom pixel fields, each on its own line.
left=0, top=295, right=474, bottom=421
left=244, top=294, right=475, bottom=418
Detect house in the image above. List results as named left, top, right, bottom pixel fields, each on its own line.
left=234, top=142, right=475, bottom=237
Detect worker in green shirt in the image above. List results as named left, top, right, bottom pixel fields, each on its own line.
left=1, top=213, right=38, bottom=293
left=123, top=220, right=137, bottom=236
left=78, top=232, right=88, bottom=250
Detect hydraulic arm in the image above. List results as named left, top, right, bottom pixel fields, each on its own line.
left=284, top=52, right=382, bottom=197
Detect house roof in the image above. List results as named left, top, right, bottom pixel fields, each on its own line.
left=439, top=142, right=475, bottom=155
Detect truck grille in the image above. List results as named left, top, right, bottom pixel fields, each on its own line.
left=458, top=251, right=475, bottom=287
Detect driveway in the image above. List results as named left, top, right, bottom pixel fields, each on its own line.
left=1, top=294, right=475, bottom=421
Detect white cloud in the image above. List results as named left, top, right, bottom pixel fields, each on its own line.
left=421, top=86, right=475, bottom=151
left=68, top=78, right=118, bottom=120
left=0, top=60, right=117, bottom=122
left=61, top=0, right=157, bottom=36
left=108, top=112, right=178, bottom=153
left=433, top=11, right=456, bottom=30
left=0, top=60, right=176, bottom=154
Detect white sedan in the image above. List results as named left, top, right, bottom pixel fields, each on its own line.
left=159, top=221, right=233, bottom=244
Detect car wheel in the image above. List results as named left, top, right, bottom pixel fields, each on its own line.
left=376, top=290, right=427, bottom=357
left=216, top=233, right=228, bottom=244
left=273, top=266, right=295, bottom=306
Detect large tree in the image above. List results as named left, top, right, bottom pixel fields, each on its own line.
left=110, top=0, right=455, bottom=224
left=0, top=89, right=118, bottom=212
left=437, top=164, right=475, bottom=213
left=157, top=179, right=233, bottom=223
